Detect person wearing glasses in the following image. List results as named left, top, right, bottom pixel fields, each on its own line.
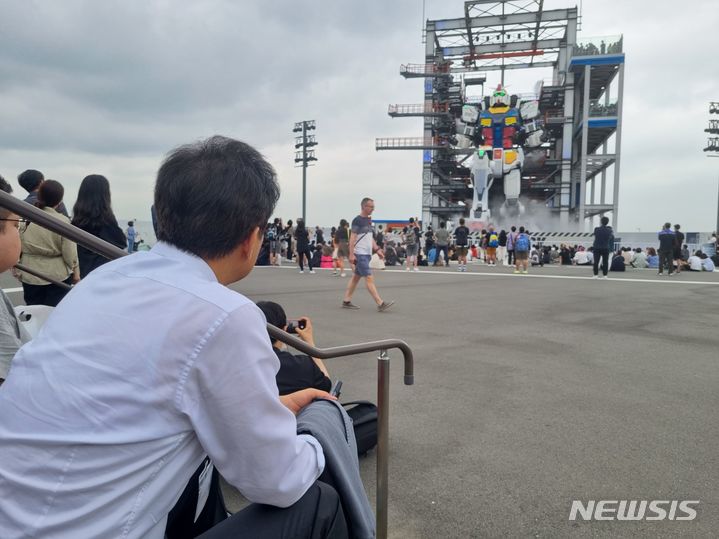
left=0, top=175, right=31, bottom=385
left=0, top=138, right=348, bottom=539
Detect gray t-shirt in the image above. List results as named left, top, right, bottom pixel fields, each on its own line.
left=0, top=290, right=30, bottom=380
left=351, top=215, right=374, bottom=255
left=434, top=229, right=450, bottom=246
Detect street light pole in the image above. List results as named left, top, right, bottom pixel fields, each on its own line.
left=293, top=120, right=318, bottom=223
left=703, top=102, right=719, bottom=234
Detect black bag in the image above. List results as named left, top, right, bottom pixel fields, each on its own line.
left=342, top=401, right=378, bottom=457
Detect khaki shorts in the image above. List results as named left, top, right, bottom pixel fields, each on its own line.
left=486, top=247, right=497, bottom=257
left=515, top=251, right=529, bottom=261
left=336, top=241, right=349, bottom=258
left=455, top=246, right=468, bottom=257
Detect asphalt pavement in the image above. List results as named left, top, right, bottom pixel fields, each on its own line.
left=3, top=262, right=718, bottom=538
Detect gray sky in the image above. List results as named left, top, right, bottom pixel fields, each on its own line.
left=1, top=0, right=718, bottom=232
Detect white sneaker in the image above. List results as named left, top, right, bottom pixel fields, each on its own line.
left=406, top=267, right=411, bottom=272
left=592, top=275, right=599, bottom=279
left=309, top=270, right=315, bottom=274
left=299, top=270, right=304, bottom=274
left=413, top=267, right=419, bottom=272
left=340, top=272, right=346, bottom=277
left=602, top=275, right=609, bottom=279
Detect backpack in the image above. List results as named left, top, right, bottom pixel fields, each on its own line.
left=267, top=227, right=277, bottom=241
left=488, top=233, right=499, bottom=248
left=405, top=230, right=416, bottom=246
left=515, top=233, right=530, bottom=252
left=342, top=401, right=378, bottom=457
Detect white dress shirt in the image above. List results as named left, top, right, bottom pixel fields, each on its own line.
left=0, top=242, right=324, bottom=539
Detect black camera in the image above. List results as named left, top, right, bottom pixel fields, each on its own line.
left=286, top=319, right=307, bottom=334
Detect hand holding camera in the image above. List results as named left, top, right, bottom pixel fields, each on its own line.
left=288, top=316, right=314, bottom=346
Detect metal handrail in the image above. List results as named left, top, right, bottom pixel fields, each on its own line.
left=14, top=263, right=73, bottom=290
left=0, top=189, right=414, bottom=539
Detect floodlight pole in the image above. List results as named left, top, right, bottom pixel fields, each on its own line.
left=704, top=102, right=719, bottom=233
left=293, top=120, right=318, bottom=223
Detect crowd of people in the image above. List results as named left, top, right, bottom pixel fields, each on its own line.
left=259, top=214, right=719, bottom=279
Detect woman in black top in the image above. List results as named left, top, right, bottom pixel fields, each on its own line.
left=333, top=219, right=350, bottom=276
left=71, top=175, right=126, bottom=278
left=293, top=218, right=314, bottom=273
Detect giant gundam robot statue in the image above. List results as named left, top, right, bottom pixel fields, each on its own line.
left=459, top=85, right=544, bottom=223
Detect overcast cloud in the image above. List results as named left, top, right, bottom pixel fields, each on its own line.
left=1, top=0, right=718, bottom=232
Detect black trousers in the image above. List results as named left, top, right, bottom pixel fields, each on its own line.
left=167, top=458, right=347, bottom=539
left=658, top=250, right=673, bottom=274
left=507, top=249, right=515, bottom=265
left=593, top=249, right=609, bottom=276
left=197, top=482, right=346, bottom=539
left=22, top=277, right=73, bottom=307
left=297, top=247, right=314, bottom=271
left=434, top=245, right=449, bottom=265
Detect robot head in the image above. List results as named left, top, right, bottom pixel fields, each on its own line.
left=490, top=85, right=510, bottom=107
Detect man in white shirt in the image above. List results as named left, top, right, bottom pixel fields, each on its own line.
left=0, top=137, right=347, bottom=538
left=687, top=251, right=703, bottom=271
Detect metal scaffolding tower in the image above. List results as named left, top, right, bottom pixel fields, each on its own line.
left=376, top=0, right=625, bottom=231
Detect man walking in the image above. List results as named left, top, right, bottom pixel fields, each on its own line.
left=342, top=198, right=394, bottom=312
left=592, top=216, right=613, bottom=278
left=658, top=222, right=675, bottom=276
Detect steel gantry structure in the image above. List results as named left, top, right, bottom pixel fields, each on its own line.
left=376, top=0, right=625, bottom=231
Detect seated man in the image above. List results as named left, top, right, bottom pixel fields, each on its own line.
left=256, top=301, right=331, bottom=395
left=687, top=251, right=703, bottom=271
left=630, top=248, right=648, bottom=268
left=610, top=251, right=626, bottom=272
left=0, top=175, right=31, bottom=385
left=700, top=252, right=716, bottom=272
left=0, top=137, right=347, bottom=539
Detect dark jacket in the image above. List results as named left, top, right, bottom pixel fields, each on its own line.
left=658, top=229, right=675, bottom=252
left=74, top=223, right=126, bottom=279
left=274, top=349, right=331, bottom=395
left=592, top=225, right=614, bottom=251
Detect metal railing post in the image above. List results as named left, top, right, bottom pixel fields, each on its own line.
left=376, top=349, right=390, bottom=539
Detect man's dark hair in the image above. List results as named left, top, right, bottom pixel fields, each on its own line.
left=155, top=136, right=280, bottom=259
left=459, top=218, right=465, bottom=225
left=360, top=197, right=373, bottom=207
left=440, top=221, right=446, bottom=229
left=17, top=169, right=44, bottom=193
left=674, top=224, right=681, bottom=230
left=600, top=216, right=609, bottom=226
left=663, top=222, right=671, bottom=229
left=0, top=174, right=13, bottom=226
left=409, top=217, right=415, bottom=224
left=256, top=301, right=287, bottom=344
left=36, top=180, right=64, bottom=209
left=511, top=225, right=516, bottom=232
left=519, top=226, right=525, bottom=233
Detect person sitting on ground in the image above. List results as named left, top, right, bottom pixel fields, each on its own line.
left=530, top=246, right=543, bottom=267
left=686, top=250, right=703, bottom=272
left=0, top=136, right=348, bottom=538
left=0, top=175, right=31, bottom=385
left=320, top=244, right=334, bottom=269
left=621, top=247, right=633, bottom=266
left=610, top=250, right=626, bottom=272
left=257, top=301, right=331, bottom=396
left=646, top=247, right=659, bottom=269
left=573, top=246, right=591, bottom=266
left=630, top=247, right=648, bottom=268
left=700, top=251, right=715, bottom=272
